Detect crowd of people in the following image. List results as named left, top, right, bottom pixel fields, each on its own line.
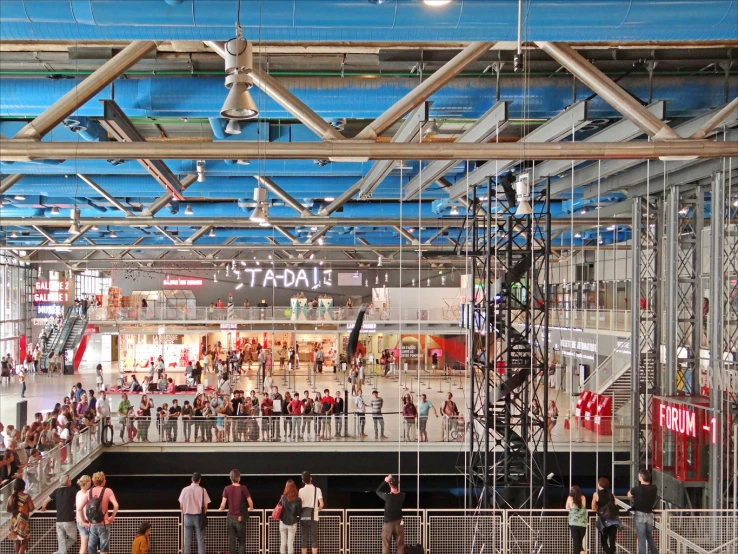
left=6, top=468, right=407, bottom=554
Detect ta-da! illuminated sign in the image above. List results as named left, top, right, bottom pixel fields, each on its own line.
left=241, top=267, right=332, bottom=289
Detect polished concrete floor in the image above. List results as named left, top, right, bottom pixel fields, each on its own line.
left=0, top=359, right=623, bottom=449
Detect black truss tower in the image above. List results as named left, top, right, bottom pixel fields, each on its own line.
left=464, top=177, right=551, bottom=511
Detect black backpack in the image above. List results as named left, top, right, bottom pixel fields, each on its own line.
left=597, top=489, right=619, bottom=521
left=86, top=487, right=106, bottom=524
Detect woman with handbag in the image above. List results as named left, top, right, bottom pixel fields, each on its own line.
left=592, top=476, right=620, bottom=554
left=274, top=479, right=302, bottom=554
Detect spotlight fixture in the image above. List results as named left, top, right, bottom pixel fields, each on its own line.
left=13, top=195, right=25, bottom=201
left=185, top=204, right=194, bottom=215
left=50, top=206, right=60, bottom=215
left=109, top=230, right=118, bottom=238
left=449, top=205, right=459, bottom=216
left=514, top=174, right=533, bottom=216
left=236, top=159, right=251, bottom=165
left=221, top=34, right=258, bottom=120
left=412, top=278, right=416, bottom=286
left=250, top=205, right=267, bottom=224
left=225, top=119, right=242, bottom=135
left=69, top=208, right=81, bottom=235
left=91, top=225, right=99, bottom=231
left=209, top=228, right=216, bottom=237
left=375, top=275, right=379, bottom=285
left=324, top=197, right=335, bottom=202
left=10, top=231, right=18, bottom=238
left=377, top=256, right=383, bottom=267
left=574, top=233, right=582, bottom=238
left=196, top=161, right=206, bottom=183
left=580, top=209, right=587, bottom=215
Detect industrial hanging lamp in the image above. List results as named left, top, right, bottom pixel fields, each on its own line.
left=514, top=174, right=533, bottom=216
left=221, top=28, right=259, bottom=120
left=225, top=119, right=242, bottom=135
left=196, top=161, right=206, bottom=182
left=68, top=208, right=81, bottom=235
left=184, top=204, right=194, bottom=216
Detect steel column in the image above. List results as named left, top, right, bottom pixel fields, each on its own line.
left=354, top=42, right=494, bottom=141
left=3, top=139, right=736, bottom=162
left=13, top=41, right=156, bottom=141
left=630, top=201, right=642, bottom=483
left=536, top=42, right=680, bottom=140
left=709, top=171, right=725, bottom=509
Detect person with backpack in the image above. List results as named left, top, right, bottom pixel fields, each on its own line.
left=298, top=471, right=324, bottom=554
left=78, top=471, right=119, bottom=554
left=276, top=479, right=302, bottom=554
left=219, top=469, right=253, bottom=554
left=566, top=485, right=588, bottom=554
left=592, top=476, right=620, bottom=554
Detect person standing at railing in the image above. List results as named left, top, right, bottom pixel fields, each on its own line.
left=219, top=469, right=254, bottom=554
left=566, top=485, right=588, bottom=554
left=6, top=478, right=34, bottom=554
left=40, top=474, right=78, bottom=554
left=298, top=471, right=324, bottom=554
left=75, top=475, right=92, bottom=554
left=547, top=400, right=559, bottom=442
left=138, top=395, right=153, bottom=443
left=354, top=391, right=367, bottom=438
left=117, top=393, right=131, bottom=443
left=182, top=401, right=194, bottom=443
left=302, top=392, right=314, bottom=441
left=592, top=476, right=620, bottom=554
left=179, top=472, right=210, bottom=554
left=130, top=522, right=151, bottom=554
left=627, top=468, right=659, bottom=554
left=77, top=471, right=120, bottom=554
left=371, top=390, right=387, bottom=440
left=333, top=390, right=344, bottom=437
left=441, top=393, right=458, bottom=442
left=376, top=475, right=405, bottom=554
left=261, top=393, right=273, bottom=442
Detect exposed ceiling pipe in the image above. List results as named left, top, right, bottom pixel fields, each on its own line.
left=13, top=41, right=156, bottom=141
left=205, top=40, right=344, bottom=142
left=354, top=41, right=495, bottom=141
left=0, top=173, right=24, bottom=195
left=140, top=174, right=197, bottom=217
left=3, top=139, right=733, bottom=162
left=0, top=243, right=468, bottom=252
left=536, top=41, right=681, bottom=140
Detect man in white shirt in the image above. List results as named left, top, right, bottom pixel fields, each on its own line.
left=354, top=394, right=367, bottom=438
left=298, top=471, right=324, bottom=554
left=179, top=472, right=210, bottom=554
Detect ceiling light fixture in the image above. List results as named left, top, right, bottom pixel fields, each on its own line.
left=449, top=205, right=459, bottom=216
left=196, top=161, right=206, bottom=182
left=237, top=159, right=251, bottom=165
left=377, top=255, right=383, bottom=267
left=91, top=225, right=99, bottom=231
left=109, top=230, right=118, bottom=238
left=574, top=233, right=582, bottom=238
left=209, top=228, right=216, bottom=237
left=13, top=195, right=25, bottom=201
left=514, top=174, right=533, bottom=216
left=69, top=208, right=81, bottom=235
left=324, top=197, right=335, bottom=202
left=50, top=206, right=60, bottom=215
left=225, top=119, right=242, bottom=135
left=10, top=231, right=18, bottom=238
left=250, top=205, right=267, bottom=224
left=185, top=204, right=194, bottom=215
left=221, top=33, right=259, bottom=120
left=318, top=238, right=324, bottom=246
left=424, top=0, right=452, bottom=5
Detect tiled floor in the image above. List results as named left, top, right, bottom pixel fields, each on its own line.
left=0, top=361, right=626, bottom=449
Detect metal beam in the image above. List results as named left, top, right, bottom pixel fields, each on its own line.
left=356, top=102, right=431, bottom=200
left=446, top=101, right=590, bottom=199
left=1, top=216, right=625, bottom=228
left=354, top=42, right=494, bottom=141
left=404, top=101, right=509, bottom=200
left=306, top=225, right=332, bottom=244
left=271, top=225, right=298, bottom=244
left=99, top=100, right=186, bottom=200
left=690, top=97, right=738, bottom=139
left=209, top=236, right=237, bottom=259
left=424, top=227, right=449, bottom=244
left=205, top=41, right=344, bottom=142
left=140, top=175, right=197, bottom=217
left=185, top=226, right=213, bottom=245
left=265, top=236, right=293, bottom=259
left=4, top=138, right=733, bottom=163
left=394, top=226, right=418, bottom=244
left=536, top=42, right=680, bottom=140
left=319, top=103, right=430, bottom=216
left=152, top=225, right=182, bottom=244
left=77, top=174, right=134, bottom=216
left=549, top=105, right=738, bottom=198
left=254, top=176, right=312, bottom=217
left=2, top=243, right=464, bottom=253
left=64, top=225, right=93, bottom=245
left=534, top=101, right=666, bottom=184
left=0, top=173, right=25, bottom=195
left=118, top=236, right=145, bottom=258
left=31, top=225, right=57, bottom=243
left=13, top=41, right=156, bottom=141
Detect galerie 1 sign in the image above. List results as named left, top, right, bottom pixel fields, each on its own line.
left=34, top=280, right=70, bottom=304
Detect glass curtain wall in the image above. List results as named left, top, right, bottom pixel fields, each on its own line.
left=0, top=256, right=31, bottom=362
left=75, top=270, right=111, bottom=299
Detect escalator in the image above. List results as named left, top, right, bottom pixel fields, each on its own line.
left=40, top=309, right=93, bottom=373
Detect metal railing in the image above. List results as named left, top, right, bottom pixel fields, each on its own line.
left=87, top=305, right=456, bottom=324
left=0, top=426, right=102, bottom=533
left=549, top=308, right=632, bottom=332
left=2, top=508, right=733, bottom=553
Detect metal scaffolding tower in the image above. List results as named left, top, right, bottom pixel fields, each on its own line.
left=464, top=176, right=551, bottom=511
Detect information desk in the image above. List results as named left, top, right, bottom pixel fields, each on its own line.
left=105, top=386, right=217, bottom=410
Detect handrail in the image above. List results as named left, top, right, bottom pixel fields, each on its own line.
left=581, top=334, right=631, bottom=394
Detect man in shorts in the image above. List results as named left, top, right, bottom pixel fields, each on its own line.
left=417, top=394, right=438, bottom=443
